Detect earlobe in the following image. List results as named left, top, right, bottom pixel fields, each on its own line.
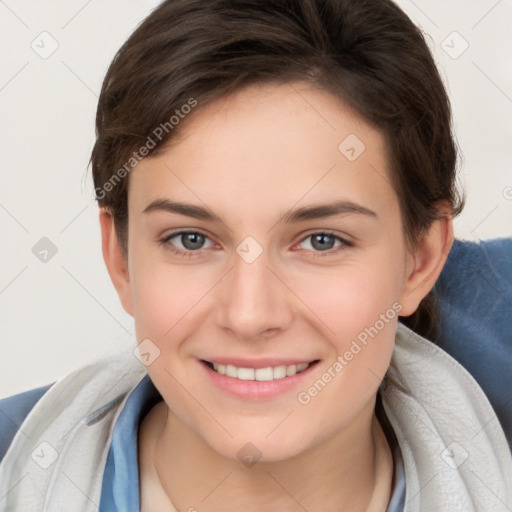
left=98, top=208, right=134, bottom=317
left=399, top=211, right=454, bottom=317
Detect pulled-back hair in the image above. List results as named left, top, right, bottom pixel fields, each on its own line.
left=90, top=0, right=465, bottom=342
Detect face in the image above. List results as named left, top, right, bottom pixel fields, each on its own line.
left=120, top=81, right=418, bottom=462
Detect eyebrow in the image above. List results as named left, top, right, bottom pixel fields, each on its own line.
left=142, top=198, right=378, bottom=223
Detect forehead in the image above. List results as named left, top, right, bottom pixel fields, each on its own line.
left=128, top=81, right=398, bottom=223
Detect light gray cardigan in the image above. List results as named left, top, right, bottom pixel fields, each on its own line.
left=1, top=322, right=511, bottom=511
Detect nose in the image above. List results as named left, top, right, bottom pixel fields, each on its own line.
left=215, top=246, right=293, bottom=342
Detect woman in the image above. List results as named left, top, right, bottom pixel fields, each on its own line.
left=1, top=0, right=511, bottom=510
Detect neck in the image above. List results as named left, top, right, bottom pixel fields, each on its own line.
left=140, top=397, right=394, bottom=512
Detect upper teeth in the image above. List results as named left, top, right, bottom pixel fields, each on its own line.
left=212, top=362, right=310, bottom=381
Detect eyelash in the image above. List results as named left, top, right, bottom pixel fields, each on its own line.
left=158, top=230, right=353, bottom=259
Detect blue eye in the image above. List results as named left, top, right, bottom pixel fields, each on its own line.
left=159, top=230, right=352, bottom=258
left=159, top=231, right=214, bottom=258
left=298, top=232, right=352, bottom=256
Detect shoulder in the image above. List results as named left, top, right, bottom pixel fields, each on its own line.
left=437, top=236, right=512, bottom=294
left=435, top=236, right=512, bottom=338
left=433, top=236, right=512, bottom=446
left=0, top=383, right=54, bottom=463
left=434, top=236, right=512, bottom=340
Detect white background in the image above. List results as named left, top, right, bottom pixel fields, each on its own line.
left=1, top=0, right=511, bottom=397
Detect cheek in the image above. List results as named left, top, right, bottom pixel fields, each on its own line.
left=292, top=263, right=399, bottom=389
left=129, top=262, right=209, bottom=418
left=298, top=281, right=398, bottom=432
left=131, top=272, right=174, bottom=340
left=292, top=261, right=401, bottom=337
left=130, top=254, right=210, bottom=340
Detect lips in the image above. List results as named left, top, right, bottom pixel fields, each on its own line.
left=198, top=358, right=320, bottom=400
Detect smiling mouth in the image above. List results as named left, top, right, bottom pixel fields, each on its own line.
left=201, top=359, right=320, bottom=382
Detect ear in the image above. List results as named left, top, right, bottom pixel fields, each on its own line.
left=398, top=205, right=454, bottom=317
left=98, top=207, right=134, bottom=317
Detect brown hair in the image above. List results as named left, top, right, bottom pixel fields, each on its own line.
left=89, top=0, right=465, bottom=342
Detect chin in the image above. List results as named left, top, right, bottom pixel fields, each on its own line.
left=207, top=433, right=311, bottom=466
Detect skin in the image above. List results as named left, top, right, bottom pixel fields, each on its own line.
left=99, top=81, right=454, bottom=511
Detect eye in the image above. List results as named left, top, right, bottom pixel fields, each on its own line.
left=159, top=230, right=352, bottom=259
left=159, top=230, right=215, bottom=257
left=297, top=232, right=352, bottom=256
